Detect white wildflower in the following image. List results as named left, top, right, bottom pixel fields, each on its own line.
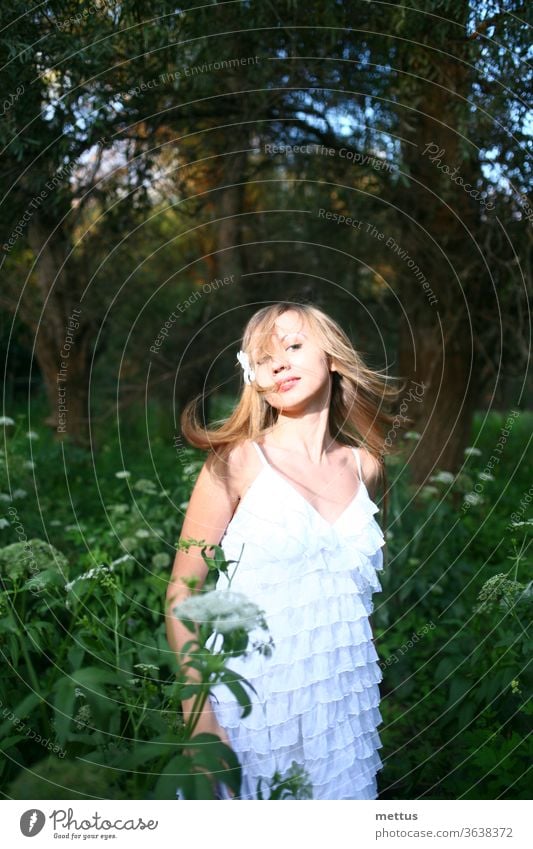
left=152, top=552, right=171, bottom=569
left=109, top=503, right=129, bottom=515
left=65, top=563, right=114, bottom=592
left=183, top=463, right=201, bottom=477
left=0, top=416, right=15, bottom=426
left=74, top=703, right=92, bottom=729
left=419, top=485, right=439, bottom=498
left=133, top=478, right=157, bottom=494
left=0, top=518, right=10, bottom=529
left=404, top=431, right=421, bottom=440
left=115, top=470, right=131, bottom=479
left=0, top=493, right=11, bottom=502
left=463, top=492, right=484, bottom=506
left=26, top=431, right=39, bottom=440
left=112, top=554, right=133, bottom=566
left=12, top=489, right=27, bottom=499
left=429, top=471, right=455, bottom=485
left=464, top=446, right=482, bottom=457
left=135, top=528, right=150, bottom=538
left=179, top=500, right=190, bottom=510
left=174, top=590, right=267, bottom=635
left=23, top=460, right=36, bottom=470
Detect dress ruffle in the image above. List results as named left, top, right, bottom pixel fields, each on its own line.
left=208, top=472, right=386, bottom=800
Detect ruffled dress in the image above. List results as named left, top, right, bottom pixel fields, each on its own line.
left=208, top=441, right=385, bottom=800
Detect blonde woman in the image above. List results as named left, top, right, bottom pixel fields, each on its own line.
left=166, top=302, right=400, bottom=799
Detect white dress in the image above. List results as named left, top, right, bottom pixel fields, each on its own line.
left=209, top=441, right=385, bottom=800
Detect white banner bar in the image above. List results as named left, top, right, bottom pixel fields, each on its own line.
left=2, top=799, right=529, bottom=848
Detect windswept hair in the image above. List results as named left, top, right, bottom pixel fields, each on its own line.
left=181, top=302, right=405, bottom=512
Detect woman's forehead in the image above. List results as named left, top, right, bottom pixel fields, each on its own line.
left=251, top=316, right=309, bottom=354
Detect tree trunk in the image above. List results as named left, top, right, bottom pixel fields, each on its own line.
left=394, top=7, right=488, bottom=482
left=27, top=218, right=93, bottom=446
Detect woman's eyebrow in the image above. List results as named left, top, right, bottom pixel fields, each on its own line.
left=279, top=331, right=306, bottom=341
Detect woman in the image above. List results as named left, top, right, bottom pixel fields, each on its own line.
left=166, top=301, right=399, bottom=799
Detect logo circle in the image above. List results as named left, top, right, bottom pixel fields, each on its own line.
left=20, top=809, right=45, bottom=837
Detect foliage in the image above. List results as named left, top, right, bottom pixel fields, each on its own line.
left=375, top=411, right=532, bottom=799
left=0, top=413, right=310, bottom=799
left=1, top=407, right=531, bottom=799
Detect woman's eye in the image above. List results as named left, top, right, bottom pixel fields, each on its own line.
left=287, top=343, right=302, bottom=351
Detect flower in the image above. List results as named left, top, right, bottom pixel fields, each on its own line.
left=403, top=431, right=421, bottom=440
left=12, top=489, right=27, bottom=499
left=152, top=552, right=171, bottom=570
left=135, top=528, right=150, bottom=538
left=0, top=416, right=15, bottom=426
left=74, top=703, right=92, bottom=730
left=463, top=492, right=484, bottom=506
left=133, top=663, right=159, bottom=674
left=26, top=431, right=39, bottom=440
left=109, top=503, right=129, bottom=515
left=475, top=573, right=524, bottom=614
left=0, top=539, right=68, bottom=582
left=174, top=589, right=267, bottom=635
left=23, top=460, right=35, bottom=470
left=429, top=471, right=454, bottom=485
left=236, top=350, right=255, bottom=384
left=0, top=518, right=10, bottom=529
left=464, top=446, right=482, bottom=457
left=133, top=478, right=157, bottom=494
left=65, top=563, right=114, bottom=592
left=115, top=470, right=131, bottom=479
left=419, top=485, right=439, bottom=498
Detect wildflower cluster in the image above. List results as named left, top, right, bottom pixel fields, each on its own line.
left=474, top=573, right=526, bottom=615
left=174, top=590, right=268, bottom=637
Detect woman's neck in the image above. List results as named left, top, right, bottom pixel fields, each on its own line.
left=265, top=407, right=336, bottom=464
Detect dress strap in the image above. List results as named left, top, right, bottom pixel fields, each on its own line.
left=352, top=446, right=363, bottom=482
left=251, top=441, right=269, bottom=467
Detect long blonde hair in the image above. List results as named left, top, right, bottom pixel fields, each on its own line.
left=181, top=303, right=405, bottom=504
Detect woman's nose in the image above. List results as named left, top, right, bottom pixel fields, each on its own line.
left=272, top=356, right=289, bottom=373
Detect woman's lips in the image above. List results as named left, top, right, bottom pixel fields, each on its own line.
left=276, top=377, right=300, bottom=392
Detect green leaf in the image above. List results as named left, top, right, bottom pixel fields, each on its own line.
left=53, top=677, right=76, bottom=747
left=153, top=754, right=199, bottom=799
left=119, top=739, right=180, bottom=770
left=217, top=670, right=255, bottom=718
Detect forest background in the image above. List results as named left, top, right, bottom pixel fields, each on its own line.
left=0, top=0, right=531, bottom=801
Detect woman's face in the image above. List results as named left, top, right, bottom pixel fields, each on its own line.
left=251, top=310, right=334, bottom=410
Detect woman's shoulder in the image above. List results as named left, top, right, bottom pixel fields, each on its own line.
left=356, top=445, right=383, bottom=495
left=213, top=439, right=261, bottom=499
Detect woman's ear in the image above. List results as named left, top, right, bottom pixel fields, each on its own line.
left=328, top=356, right=338, bottom=373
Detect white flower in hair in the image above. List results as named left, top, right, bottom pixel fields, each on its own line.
left=236, top=350, right=255, bottom=384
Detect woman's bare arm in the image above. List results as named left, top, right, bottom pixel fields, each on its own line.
left=165, top=448, right=243, bottom=734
